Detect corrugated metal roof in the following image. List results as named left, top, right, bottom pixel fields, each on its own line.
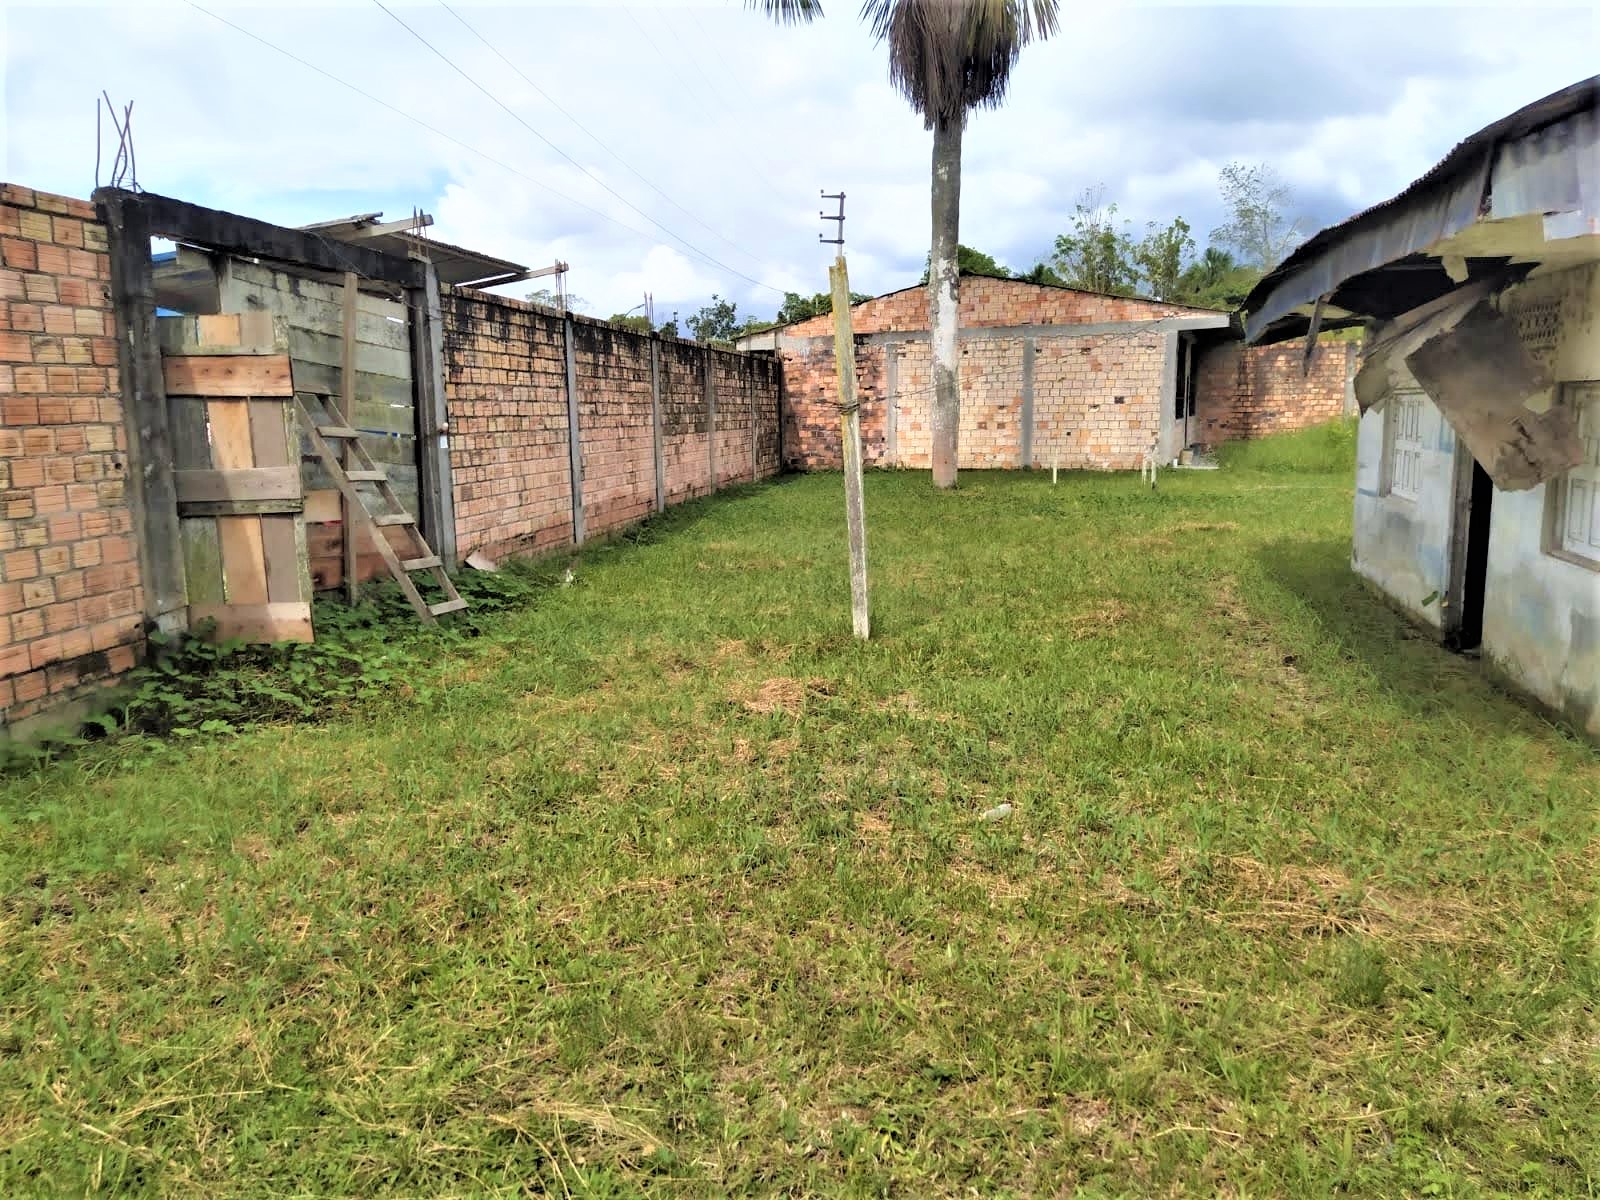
left=1242, top=75, right=1599, bottom=343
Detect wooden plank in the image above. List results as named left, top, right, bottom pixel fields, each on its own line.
left=164, top=354, right=293, bottom=397
left=413, top=264, right=457, bottom=568
left=307, top=521, right=414, bottom=589
left=402, top=555, right=442, bottom=571
left=167, top=392, right=226, bottom=607
left=157, top=312, right=285, bottom=356
left=428, top=599, right=469, bottom=617
left=341, top=271, right=360, bottom=607
left=123, top=191, right=425, bottom=288
left=97, top=189, right=187, bottom=625
left=371, top=512, right=415, bottom=527
left=222, top=260, right=411, bottom=348
left=282, top=330, right=413, bottom=378
left=248, top=398, right=290, bottom=465
left=189, top=602, right=314, bottom=645
left=218, top=515, right=269, bottom=605
left=304, top=489, right=341, bottom=524
left=259, top=515, right=304, bottom=604
left=206, top=398, right=268, bottom=606
left=175, top=467, right=302, bottom=503
left=179, top=499, right=304, bottom=517
left=180, top=521, right=226, bottom=605
left=289, top=361, right=415, bottom=431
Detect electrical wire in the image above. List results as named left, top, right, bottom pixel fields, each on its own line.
left=435, top=0, right=791, bottom=279
left=182, top=0, right=663, bottom=252
left=370, top=0, right=789, bottom=298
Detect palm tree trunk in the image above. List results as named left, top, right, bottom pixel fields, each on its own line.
left=928, top=116, right=962, bottom=489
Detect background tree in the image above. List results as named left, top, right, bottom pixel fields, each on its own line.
left=1133, top=216, right=1194, bottom=301
left=1174, top=246, right=1261, bottom=310
left=752, top=0, right=1059, bottom=489
left=686, top=294, right=741, bottom=344
left=918, top=244, right=1011, bottom=284
left=1049, top=187, right=1138, bottom=295
left=607, top=312, right=654, bottom=333
left=1015, top=261, right=1066, bottom=286
left=773, top=290, right=872, bottom=325
left=1213, top=162, right=1304, bottom=271
left=526, top=287, right=586, bottom=312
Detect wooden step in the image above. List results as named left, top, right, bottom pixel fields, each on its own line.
left=317, top=425, right=361, bottom=439
left=371, top=512, right=415, bottom=527
left=346, top=469, right=386, bottom=481
left=401, top=555, right=442, bottom=571
left=428, top=599, right=469, bottom=617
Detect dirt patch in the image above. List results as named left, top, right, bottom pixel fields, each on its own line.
left=1172, top=521, right=1241, bottom=534
left=743, top=678, right=806, bottom=715
left=1066, top=599, right=1131, bottom=638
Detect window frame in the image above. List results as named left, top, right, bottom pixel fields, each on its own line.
left=1543, top=380, right=1600, bottom=572
left=1382, top=389, right=1426, bottom=502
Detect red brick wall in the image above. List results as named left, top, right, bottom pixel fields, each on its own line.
left=778, top=277, right=1207, bottom=471
left=1, top=184, right=141, bottom=729
left=441, top=289, right=574, bottom=560
left=441, top=292, right=782, bottom=561
left=1193, top=338, right=1357, bottom=446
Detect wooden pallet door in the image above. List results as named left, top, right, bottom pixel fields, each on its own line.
left=159, top=314, right=314, bottom=642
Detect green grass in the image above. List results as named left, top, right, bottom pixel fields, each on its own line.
left=1214, top=416, right=1357, bottom=474
left=2, top=446, right=1596, bottom=1197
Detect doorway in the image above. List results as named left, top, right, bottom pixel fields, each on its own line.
left=1449, top=457, right=1494, bottom=652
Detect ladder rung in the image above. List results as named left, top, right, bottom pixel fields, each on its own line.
left=428, top=599, right=469, bottom=617
left=371, top=512, right=416, bottom=527
left=317, top=425, right=361, bottom=438
left=346, top=469, right=386, bottom=481
left=402, top=555, right=442, bottom=571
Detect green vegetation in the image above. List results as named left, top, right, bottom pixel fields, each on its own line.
left=1214, top=416, right=1358, bottom=474
left=3, top=443, right=1595, bottom=1196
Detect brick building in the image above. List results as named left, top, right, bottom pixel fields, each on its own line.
left=741, top=276, right=1354, bottom=471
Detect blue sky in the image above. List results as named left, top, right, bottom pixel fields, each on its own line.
left=2, top=0, right=1595, bottom=322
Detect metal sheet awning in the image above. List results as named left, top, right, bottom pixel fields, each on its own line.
left=302, top=213, right=533, bottom=289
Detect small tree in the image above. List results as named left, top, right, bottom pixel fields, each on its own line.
left=1174, top=246, right=1261, bottom=310
left=607, top=312, right=654, bottom=333
left=1133, top=216, right=1194, bottom=302
left=527, top=286, right=586, bottom=312
left=773, top=290, right=871, bottom=325
left=1213, top=162, right=1304, bottom=271
left=1050, top=188, right=1138, bottom=295
left=686, top=294, right=741, bottom=344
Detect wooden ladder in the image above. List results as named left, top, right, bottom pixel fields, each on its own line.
left=298, top=392, right=467, bottom=624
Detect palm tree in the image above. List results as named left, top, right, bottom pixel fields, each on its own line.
left=751, top=0, right=1058, bottom=488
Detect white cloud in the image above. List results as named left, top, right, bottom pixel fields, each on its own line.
left=1, top=0, right=1592, bottom=323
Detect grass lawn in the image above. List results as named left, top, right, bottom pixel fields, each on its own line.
left=2, top=428, right=1596, bottom=1197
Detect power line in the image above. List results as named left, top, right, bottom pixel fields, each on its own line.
left=370, top=0, right=788, bottom=298
left=182, top=1, right=662, bottom=251
left=436, top=0, right=790, bottom=279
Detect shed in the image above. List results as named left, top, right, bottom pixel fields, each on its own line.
left=1241, top=76, right=1599, bottom=742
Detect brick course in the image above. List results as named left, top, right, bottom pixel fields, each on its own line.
left=1, top=184, right=141, bottom=729
left=441, top=291, right=781, bottom=562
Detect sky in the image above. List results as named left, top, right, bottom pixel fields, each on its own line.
left=2, top=0, right=1595, bottom=323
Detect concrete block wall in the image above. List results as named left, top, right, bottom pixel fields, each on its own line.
left=1, top=184, right=142, bottom=730
left=440, top=291, right=782, bottom=562
left=1193, top=338, right=1358, bottom=446
left=1033, top=332, right=1167, bottom=470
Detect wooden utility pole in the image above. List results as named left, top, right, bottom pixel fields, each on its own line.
left=821, top=191, right=869, bottom=639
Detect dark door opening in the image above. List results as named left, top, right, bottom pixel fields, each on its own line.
left=1453, top=459, right=1494, bottom=652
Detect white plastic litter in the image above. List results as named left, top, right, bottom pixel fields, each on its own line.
left=979, top=803, right=1013, bottom=822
